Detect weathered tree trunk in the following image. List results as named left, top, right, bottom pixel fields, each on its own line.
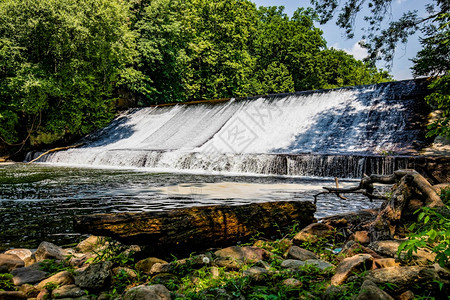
left=315, top=169, right=444, bottom=241
left=74, top=201, right=316, bottom=253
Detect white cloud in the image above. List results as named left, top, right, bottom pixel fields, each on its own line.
left=331, top=41, right=368, bottom=60
left=396, top=0, right=407, bottom=4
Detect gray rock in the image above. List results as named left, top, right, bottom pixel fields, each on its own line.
left=288, top=246, right=318, bottom=260
left=34, top=241, right=67, bottom=262
left=4, top=249, right=32, bottom=261
left=303, top=259, right=335, bottom=271
left=11, top=266, right=47, bottom=286
left=52, top=284, right=86, bottom=298
left=0, top=253, right=24, bottom=272
left=74, top=261, right=112, bottom=291
left=280, top=259, right=305, bottom=269
left=356, top=280, right=394, bottom=300
left=123, top=284, right=171, bottom=300
left=36, top=270, right=74, bottom=290
left=331, top=254, right=373, bottom=285
left=364, top=266, right=440, bottom=294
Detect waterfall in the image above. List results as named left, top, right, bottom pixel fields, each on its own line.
left=30, top=79, right=430, bottom=178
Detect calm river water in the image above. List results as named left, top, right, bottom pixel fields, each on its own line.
left=0, top=163, right=383, bottom=250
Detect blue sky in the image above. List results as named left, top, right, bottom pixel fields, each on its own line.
left=252, top=0, right=430, bottom=80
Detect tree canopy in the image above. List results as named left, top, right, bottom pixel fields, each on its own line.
left=0, top=0, right=392, bottom=155
left=310, top=0, right=450, bottom=138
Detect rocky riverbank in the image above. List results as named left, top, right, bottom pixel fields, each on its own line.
left=0, top=208, right=448, bottom=300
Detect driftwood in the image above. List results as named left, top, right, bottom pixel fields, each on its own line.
left=315, top=169, right=444, bottom=241
left=27, top=143, right=84, bottom=164
left=74, top=201, right=316, bottom=254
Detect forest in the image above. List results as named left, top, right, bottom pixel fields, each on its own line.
left=0, top=0, right=447, bottom=157
left=0, top=0, right=393, bottom=156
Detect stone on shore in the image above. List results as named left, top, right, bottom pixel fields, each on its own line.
left=11, top=266, right=47, bottom=286
left=34, top=241, right=68, bottom=262
left=0, top=291, right=27, bottom=299
left=288, top=246, right=318, bottom=260
left=4, top=249, right=32, bottom=262
left=331, top=254, right=373, bottom=286
left=356, top=280, right=394, bottom=300
left=76, top=236, right=106, bottom=253
left=74, top=261, right=112, bottom=291
left=0, top=253, right=24, bottom=272
left=52, top=284, right=86, bottom=298
left=369, top=240, right=436, bottom=263
left=364, top=266, right=440, bottom=294
left=214, top=246, right=266, bottom=263
left=136, top=257, right=168, bottom=274
left=293, top=223, right=334, bottom=244
left=36, top=270, right=74, bottom=290
left=123, top=284, right=171, bottom=300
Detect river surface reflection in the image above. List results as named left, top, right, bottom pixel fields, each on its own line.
left=0, top=163, right=383, bottom=250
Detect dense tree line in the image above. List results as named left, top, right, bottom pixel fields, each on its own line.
left=0, top=0, right=391, bottom=154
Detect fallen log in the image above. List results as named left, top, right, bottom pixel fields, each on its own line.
left=315, top=169, right=444, bottom=242
left=74, top=201, right=316, bottom=254
left=27, top=143, right=84, bottom=164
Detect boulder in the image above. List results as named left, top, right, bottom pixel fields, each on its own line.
left=0, top=253, right=24, bottom=272
left=150, top=263, right=172, bottom=275
left=302, top=259, right=335, bottom=271
left=280, top=259, right=304, bottom=270
left=364, top=266, right=440, bottom=294
left=4, top=249, right=32, bottom=262
left=282, top=278, right=302, bottom=287
left=76, top=236, right=106, bottom=253
left=74, top=261, right=112, bottom=291
left=373, top=258, right=400, bottom=269
left=214, top=246, right=266, bottom=263
left=34, top=242, right=67, bottom=262
left=397, top=290, right=415, bottom=300
left=113, top=267, right=138, bottom=279
left=242, top=266, right=269, bottom=280
left=18, top=284, right=39, bottom=298
left=293, top=223, right=333, bottom=244
left=11, top=266, right=47, bottom=286
left=288, top=246, right=318, bottom=260
left=356, top=280, right=394, bottom=300
left=52, top=284, right=86, bottom=298
left=338, top=241, right=381, bottom=261
left=136, top=257, right=168, bottom=274
left=331, top=254, right=373, bottom=285
left=123, top=284, right=171, bottom=300
left=36, top=271, right=74, bottom=290
left=351, top=231, right=370, bottom=244
left=369, top=240, right=436, bottom=263
left=0, top=291, right=27, bottom=299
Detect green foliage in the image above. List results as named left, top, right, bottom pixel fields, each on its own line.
left=89, top=237, right=135, bottom=266
left=39, top=259, right=74, bottom=276
left=0, top=0, right=136, bottom=147
left=398, top=188, right=450, bottom=267
left=310, top=0, right=450, bottom=138
left=0, top=273, right=16, bottom=291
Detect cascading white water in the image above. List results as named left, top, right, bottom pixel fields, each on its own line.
left=32, top=80, right=429, bottom=177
